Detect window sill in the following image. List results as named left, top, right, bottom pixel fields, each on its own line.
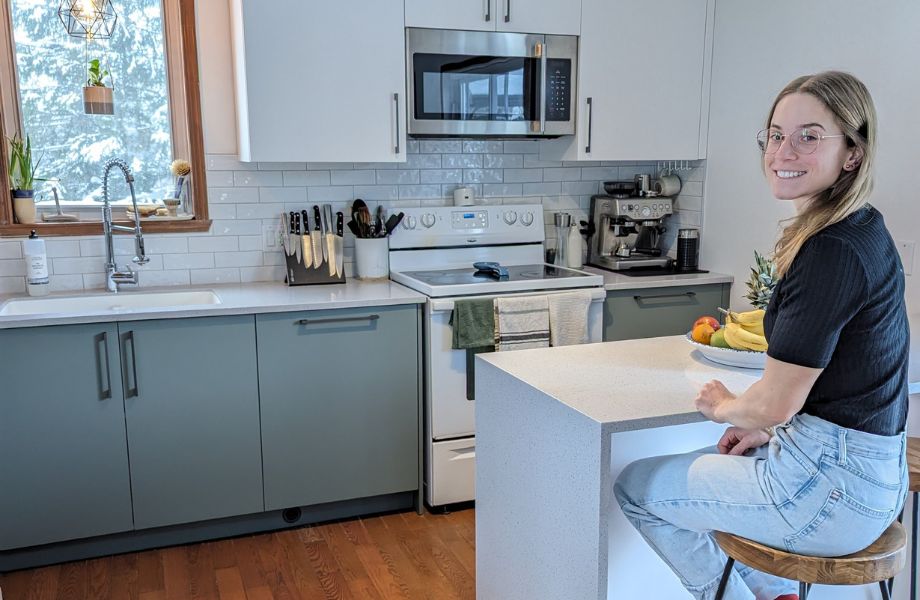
left=0, top=219, right=212, bottom=237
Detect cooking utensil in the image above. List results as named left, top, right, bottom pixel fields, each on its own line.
left=311, top=205, right=323, bottom=269
left=280, top=212, right=290, bottom=256
left=294, top=212, right=303, bottom=264
left=301, top=209, right=313, bottom=267
left=384, top=212, right=402, bottom=236
left=346, top=218, right=361, bottom=237
left=335, top=212, right=344, bottom=278
left=324, top=204, right=336, bottom=276
left=376, top=205, right=386, bottom=238
left=287, top=212, right=297, bottom=256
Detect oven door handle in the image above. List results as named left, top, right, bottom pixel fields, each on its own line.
left=428, top=288, right=606, bottom=312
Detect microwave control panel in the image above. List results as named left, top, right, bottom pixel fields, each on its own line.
left=545, top=59, right=571, bottom=122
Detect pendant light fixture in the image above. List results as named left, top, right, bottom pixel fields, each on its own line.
left=58, top=0, right=117, bottom=40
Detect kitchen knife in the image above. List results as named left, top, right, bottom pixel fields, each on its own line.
left=335, top=212, right=344, bottom=278
left=293, top=212, right=303, bottom=264
left=324, top=204, right=336, bottom=277
left=280, top=212, right=290, bottom=256
left=300, top=209, right=313, bottom=268
left=311, top=205, right=323, bottom=269
left=288, top=212, right=297, bottom=258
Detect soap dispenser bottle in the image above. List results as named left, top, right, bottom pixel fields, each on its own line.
left=23, top=229, right=50, bottom=296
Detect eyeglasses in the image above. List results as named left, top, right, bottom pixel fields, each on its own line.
left=756, top=128, right=846, bottom=155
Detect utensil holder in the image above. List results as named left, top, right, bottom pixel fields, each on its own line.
left=283, top=248, right=345, bottom=286
left=354, top=237, right=389, bottom=279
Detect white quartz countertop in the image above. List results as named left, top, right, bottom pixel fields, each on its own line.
left=480, top=330, right=920, bottom=432
left=0, top=280, right=425, bottom=329
left=581, top=265, right=734, bottom=290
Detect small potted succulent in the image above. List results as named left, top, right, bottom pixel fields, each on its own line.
left=7, top=134, right=43, bottom=224
left=83, top=58, right=114, bottom=115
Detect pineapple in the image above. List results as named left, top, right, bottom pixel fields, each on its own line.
left=744, top=251, right=777, bottom=310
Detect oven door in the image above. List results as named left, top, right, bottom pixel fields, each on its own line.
left=407, top=28, right=576, bottom=137
left=425, top=288, right=605, bottom=441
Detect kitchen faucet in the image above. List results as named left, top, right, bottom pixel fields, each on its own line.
left=102, top=158, right=149, bottom=292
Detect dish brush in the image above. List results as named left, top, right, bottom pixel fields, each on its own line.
left=170, top=159, right=191, bottom=199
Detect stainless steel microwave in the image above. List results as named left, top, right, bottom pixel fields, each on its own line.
left=406, top=28, right=577, bottom=138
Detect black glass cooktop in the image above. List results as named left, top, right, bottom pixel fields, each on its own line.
left=401, top=263, right=591, bottom=286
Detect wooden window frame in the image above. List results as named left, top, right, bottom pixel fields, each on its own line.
left=0, top=0, right=210, bottom=236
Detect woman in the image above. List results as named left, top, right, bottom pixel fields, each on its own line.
left=614, top=71, right=911, bottom=600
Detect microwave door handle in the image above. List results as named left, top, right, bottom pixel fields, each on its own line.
left=484, top=0, right=490, bottom=22
left=539, top=42, right=547, bottom=134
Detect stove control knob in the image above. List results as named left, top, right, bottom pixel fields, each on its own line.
left=503, top=211, right=518, bottom=225
left=404, top=216, right=417, bottom=230
left=421, top=213, right=436, bottom=228
left=640, top=206, right=652, bottom=218
left=521, top=212, right=534, bottom=226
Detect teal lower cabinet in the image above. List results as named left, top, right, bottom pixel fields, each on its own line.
left=119, top=315, right=263, bottom=529
left=0, top=323, right=133, bottom=550
left=603, top=283, right=731, bottom=341
left=257, top=305, right=420, bottom=510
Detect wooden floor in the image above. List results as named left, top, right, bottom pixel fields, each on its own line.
left=0, top=508, right=476, bottom=600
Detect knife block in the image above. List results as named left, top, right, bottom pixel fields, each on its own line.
left=283, top=250, right=346, bottom=285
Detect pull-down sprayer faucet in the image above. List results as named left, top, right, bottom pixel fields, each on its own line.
left=102, top=158, right=149, bottom=292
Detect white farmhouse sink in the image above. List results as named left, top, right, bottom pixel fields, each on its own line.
left=0, top=290, right=221, bottom=316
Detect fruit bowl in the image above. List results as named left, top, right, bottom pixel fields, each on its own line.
left=684, top=332, right=767, bottom=370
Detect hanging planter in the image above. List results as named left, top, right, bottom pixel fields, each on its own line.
left=83, top=58, right=114, bottom=115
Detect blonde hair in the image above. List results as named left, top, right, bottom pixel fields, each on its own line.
left=765, top=71, right=876, bottom=277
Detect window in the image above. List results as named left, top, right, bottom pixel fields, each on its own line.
left=0, top=0, right=209, bottom=234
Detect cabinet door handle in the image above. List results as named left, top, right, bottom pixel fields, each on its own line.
left=632, top=291, right=697, bottom=302
left=393, top=93, right=400, bottom=155
left=120, top=330, right=139, bottom=399
left=484, top=0, right=490, bottom=22
left=95, top=332, right=112, bottom=400
left=296, top=314, right=380, bottom=326
left=585, top=97, right=593, bottom=153
left=504, top=0, right=510, bottom=22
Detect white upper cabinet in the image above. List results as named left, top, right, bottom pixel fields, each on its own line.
left=405, top=0, right=497, bottom=31
left=230, top=0, right=406, bottom=163
left=405, top=0, right=580, bottom=35
left=495, top=0, right=581, bottom=36
left=542, top=0, right=713, bottom=161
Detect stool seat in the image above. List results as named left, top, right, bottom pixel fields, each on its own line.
left=907, top=437, right=920, bottom=491
left=714, top=521, right=907, bottom=585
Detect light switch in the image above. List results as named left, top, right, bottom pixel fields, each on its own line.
left=263, top=223, right=282, bottom=251
left=896, top=240, right=915, bottom=276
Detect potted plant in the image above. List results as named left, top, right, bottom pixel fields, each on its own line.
left=83, top=58, right=114, bottom=115
left=7, top=134, right=43, bottom=224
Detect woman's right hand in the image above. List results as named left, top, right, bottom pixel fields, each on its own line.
left=717, top=426, right=771, bottom=456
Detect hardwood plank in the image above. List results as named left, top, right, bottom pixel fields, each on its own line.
left=138, top=591, right=167, bottom=600
left=105, top=552, right=139, bottom=600
left=162, top=545, right=192, bottom=600
left=136, top=548, right=165, bottom=595
left=186, top=542, right=219, bottom=599
left=256, top=532, right=317, bottom=600
left=86, top=556, right=111, bottom=600
left=320, top=521, right=384, bottom=600
left=214, top=567, right=246, bottom=600
left=243, top=585, right=275, bottom=600
left=55, top=561, right=87, bottom=600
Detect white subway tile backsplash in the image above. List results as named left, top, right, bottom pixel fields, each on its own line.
left=331, top=170, right=376, bottom=185
left=0, top=146, right=703, bottom=294
left=164, top=253, right=215, bottom=270
left=283, top=171, right=330, bottom=187
left=215, top=251, right=263, bottom=268
left=234, top=171, right=283, bottom=187
left=190, top=268, right=242, bottom=285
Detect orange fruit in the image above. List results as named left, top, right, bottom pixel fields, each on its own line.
left=691, top=322, right=716, bottom=345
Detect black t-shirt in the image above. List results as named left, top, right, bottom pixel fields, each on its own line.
left=763, top=204, right=910, bottom=436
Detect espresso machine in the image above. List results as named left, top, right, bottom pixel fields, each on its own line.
left=587, top=194, right=673, bottom=271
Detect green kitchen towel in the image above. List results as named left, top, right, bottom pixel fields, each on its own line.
left=450, top=298, right=495, bottom=349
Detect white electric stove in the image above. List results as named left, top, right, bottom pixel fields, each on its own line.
left=388, top=204, right=605, bottom=507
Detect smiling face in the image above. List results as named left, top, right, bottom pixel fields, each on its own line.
left=764, top=93, right=861, bottom=211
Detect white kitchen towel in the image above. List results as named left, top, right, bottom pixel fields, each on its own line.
left=548, top=290, right=593, bottom=346
left=494, top=295, right=550, bottom=351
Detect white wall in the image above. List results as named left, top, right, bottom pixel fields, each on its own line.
left=702, top=0, right=920, bottom=313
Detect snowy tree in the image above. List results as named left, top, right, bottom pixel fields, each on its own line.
left=10, top=0, right=172, bottom=204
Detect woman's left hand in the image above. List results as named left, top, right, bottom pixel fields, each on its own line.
left=695, top=380, right=736, bottom=423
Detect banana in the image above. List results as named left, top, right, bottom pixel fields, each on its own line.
left=725, top=309, right=765, bottom=337
left=723, top=323, right=768, bottom=352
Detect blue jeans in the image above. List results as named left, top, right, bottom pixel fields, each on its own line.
left=613, top=414, right=908, bottom=600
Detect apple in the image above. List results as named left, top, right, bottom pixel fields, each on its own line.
left=693, top=315, right=720, bottom=331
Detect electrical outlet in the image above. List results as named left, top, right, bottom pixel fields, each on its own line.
left=263, top=223, right=283, bottom=252
left=897, top=240, right=915, bottom=276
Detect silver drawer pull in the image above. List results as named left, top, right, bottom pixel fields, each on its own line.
left=633, top=291, right=697, bottom=302
left=95, top=331, right=112, bottom=400
left=296, top=314, right=379, bottom=326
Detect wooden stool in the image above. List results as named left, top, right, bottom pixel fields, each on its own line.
left=712, top=521, right=906, bottom=600
left=906, top=436, right=920, bottom=599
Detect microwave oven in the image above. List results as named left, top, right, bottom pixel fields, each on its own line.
left=406, top=28, right=577, bottom=138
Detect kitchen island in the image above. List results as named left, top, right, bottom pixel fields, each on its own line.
left=475, top=331, right=920, bottom=600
